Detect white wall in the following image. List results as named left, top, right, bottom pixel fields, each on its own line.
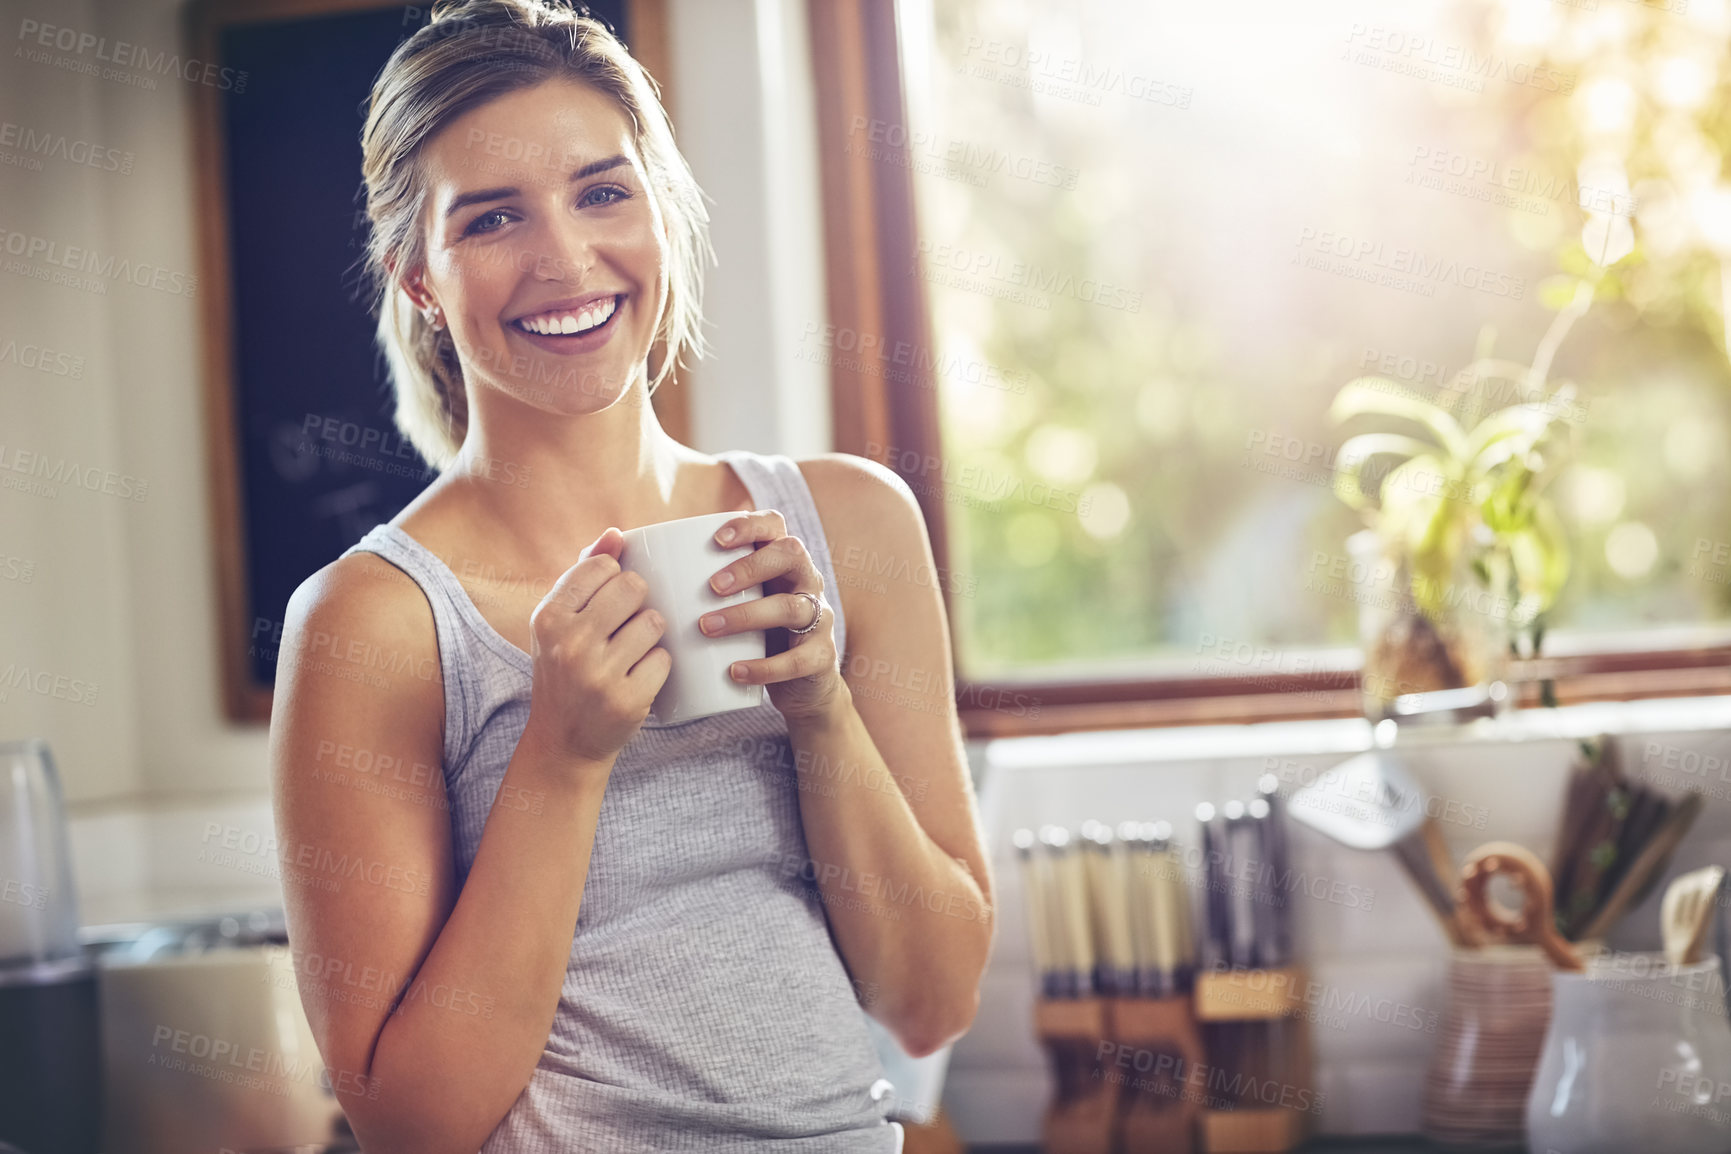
left=669, top=0, right=833, bottom=458
left=3, top=0, right=167, bottom=805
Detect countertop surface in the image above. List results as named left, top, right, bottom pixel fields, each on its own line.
left=972, top=1141, right=1443, bottom=1153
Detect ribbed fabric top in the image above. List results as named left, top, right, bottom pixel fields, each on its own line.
left=342, top=449, right=901, bottom=1152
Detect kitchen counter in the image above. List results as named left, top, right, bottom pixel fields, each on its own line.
left=971, top=1141, right=1442, bottom=1153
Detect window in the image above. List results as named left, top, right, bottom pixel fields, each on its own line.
left=811, top=0, right=1731, bottom=735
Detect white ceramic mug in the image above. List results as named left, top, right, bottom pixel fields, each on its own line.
left=598, top=510, right=767, bottom=724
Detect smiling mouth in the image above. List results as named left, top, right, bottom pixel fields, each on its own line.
left=510, top=294, right=623, bottom=337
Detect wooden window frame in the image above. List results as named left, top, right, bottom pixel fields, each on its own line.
left=804, top=0, right=1731, bottom=740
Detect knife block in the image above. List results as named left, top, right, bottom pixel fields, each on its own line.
left=1109, top=995, right=1204, bottom=1154
left=1190, top=966, right=1314, bottom=1154
left=1032, top=995, right=1205, bottom=1154
left=1032, top=996, right=1117, bottom=1154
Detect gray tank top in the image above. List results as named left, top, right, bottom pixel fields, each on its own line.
left=342, top=449, right=902, bottom=1152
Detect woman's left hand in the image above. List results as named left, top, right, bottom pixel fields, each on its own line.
left=701, top=511, right=847, bottom=723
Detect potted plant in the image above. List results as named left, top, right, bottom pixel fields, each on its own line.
left=1329, top=285, right=1594, bottom=718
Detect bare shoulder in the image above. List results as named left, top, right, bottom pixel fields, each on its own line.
left=285, top=550, right=435, bottom=646
left=793, top=452, right=926, bottom=551
left=793, top=453, right=937, bottom=638
left=274, top=550, right=444, bottom=748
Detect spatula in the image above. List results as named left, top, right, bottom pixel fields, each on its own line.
left=1661, top=864, right=1726, bottom=967
left=1289, top=748, right=1470, bottom=946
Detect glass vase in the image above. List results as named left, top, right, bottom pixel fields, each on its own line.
left=1348, top=530, right=1509, bottom=723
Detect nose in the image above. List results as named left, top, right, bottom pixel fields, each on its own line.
left=524, top=212, right=597, bottom=284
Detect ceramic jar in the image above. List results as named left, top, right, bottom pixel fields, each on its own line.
left=1526, top=952, right=1731, bottom=1154
left=1421, top=945, right=1553, bottom=1149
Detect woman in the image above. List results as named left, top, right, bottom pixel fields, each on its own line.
left=267, top=1, right=993, bottom=1151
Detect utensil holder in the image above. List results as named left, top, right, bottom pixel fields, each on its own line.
left=1525, top=953, right=1731, bottom=1154
left=1191, top=966, right=1314, bottom=1154
left=1421, top=945, right=1551, bottom=1150
left=1110, top=995, right=1203, bottom=1154
left=1034, top=996, right=1117, bottom=1154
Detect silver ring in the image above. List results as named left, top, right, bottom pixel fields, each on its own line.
left=788, top=591, right=824, bottom=635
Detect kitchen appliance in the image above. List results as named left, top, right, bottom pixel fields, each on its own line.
left=0, top=738, right=100, bottom=1154
left=87, top=909, right=351, bottom=1154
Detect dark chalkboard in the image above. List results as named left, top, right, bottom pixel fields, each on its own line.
left=187, top=0, right=664, bottom=720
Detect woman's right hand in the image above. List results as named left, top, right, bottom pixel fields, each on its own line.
left=521, top=527, right=671, bottom=767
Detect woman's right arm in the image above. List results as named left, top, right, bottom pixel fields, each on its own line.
left=268, top=534, right=668, bottom=1154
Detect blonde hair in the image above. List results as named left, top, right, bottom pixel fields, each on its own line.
left=358, top=0, right=712, bottom=470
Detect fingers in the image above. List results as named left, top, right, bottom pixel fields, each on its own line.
left=710, top=534, right=819, bottom=595
left=700, top=592, right=825, bottom=637
left=712, top=509, right=787, bottom=548
left=535, top=547, right=622, bottom=621
left=581, top=569, right=653, bottom=638
left=577, top=526, right=625, bottom=565
left=728, top=636, right=836, bottom=684
left=606, top=604, right=666, bottom=665
left=625, top=641, right=672, bottom=685
left=533, top=529, right=645, bottom=641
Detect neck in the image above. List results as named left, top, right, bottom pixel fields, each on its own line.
left=448, top=373, right=700, bottom=557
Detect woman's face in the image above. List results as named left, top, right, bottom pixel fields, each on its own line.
left=411, top=77, right=668, bottom=417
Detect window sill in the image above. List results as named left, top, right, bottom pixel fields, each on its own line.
left=957, top=644, right=1731, bottom=739
left=976, top=691, right=1731, bottom=770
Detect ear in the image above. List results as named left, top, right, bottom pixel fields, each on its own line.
left=390, top=256, right=437, bottom=313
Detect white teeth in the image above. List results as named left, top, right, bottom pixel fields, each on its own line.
left=517, top=296, right=618, bottom=336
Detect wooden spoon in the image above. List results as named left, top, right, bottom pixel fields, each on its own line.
left=1460, top=841, right=1584, bottom=971
left=1661, top=865, right=1726, bottom=967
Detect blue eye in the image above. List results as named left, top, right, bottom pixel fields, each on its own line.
left=460, top=186, right=629, bottom=237
left=465, top=208, right=512, bottom=236
left=582, top=185, right=631, bottom=207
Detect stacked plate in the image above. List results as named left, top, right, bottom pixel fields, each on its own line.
left=1420, top=945, right=1554, bottom=1149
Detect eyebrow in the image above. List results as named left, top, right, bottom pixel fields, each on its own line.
left=443, top=153, right=633, bottom=219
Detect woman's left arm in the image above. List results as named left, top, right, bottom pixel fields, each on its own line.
left=702, top=455, right=994, bottom=1059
